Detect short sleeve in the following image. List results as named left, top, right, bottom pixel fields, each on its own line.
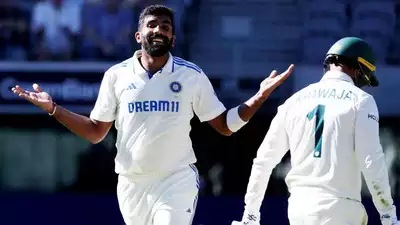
left=192, top=72, right=226, bottom=122
left=90, top=69, right=118, bottom=122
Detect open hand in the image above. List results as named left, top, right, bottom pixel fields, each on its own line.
left=11, top=83, right=54, bottom=113
left=259, top=64, right=294, bottom=99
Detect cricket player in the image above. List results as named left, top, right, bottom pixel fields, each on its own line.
left=11, top=4, right=294, bottom=225
left=233, top=37, right=399, bottom=225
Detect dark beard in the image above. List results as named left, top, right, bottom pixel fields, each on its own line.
left=142, top=34, right=173, bottom=57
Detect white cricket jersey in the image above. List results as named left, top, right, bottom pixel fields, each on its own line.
left=244, top=71, right=394, bottom=216
left=90, top=50, right=226, bottom=175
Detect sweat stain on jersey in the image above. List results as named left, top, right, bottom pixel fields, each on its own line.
left=373, top=182, right=390, bottom=208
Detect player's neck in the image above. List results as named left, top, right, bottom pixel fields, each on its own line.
left=139, top=50, right=169, bottom=74
left=328, top=65, right=354, bottom=77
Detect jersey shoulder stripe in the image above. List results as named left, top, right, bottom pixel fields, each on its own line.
left=173, top=56, right=202, bottom=73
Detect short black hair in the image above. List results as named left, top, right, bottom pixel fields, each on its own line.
left=324, top=54, right=358, bottom=72
left=138, top=5, right=175, bottom=33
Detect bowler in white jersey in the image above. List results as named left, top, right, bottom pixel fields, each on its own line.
left=11, top=4, right=294, bottom=225
left=233, top=37, right=399, bottom=225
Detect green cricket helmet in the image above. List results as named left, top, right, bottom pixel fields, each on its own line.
left=324, top=37, right=379, bottom=87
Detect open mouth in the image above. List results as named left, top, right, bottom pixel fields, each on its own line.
left=150, top=37, right=167, bottom=45
left=152, top=38, right=164, bottom=43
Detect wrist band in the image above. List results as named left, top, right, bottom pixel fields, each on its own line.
left=48, top=102, right=57, bottom=116
left=227, top=106, right=248, bottom=132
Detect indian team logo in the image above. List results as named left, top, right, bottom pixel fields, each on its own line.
left=170, top=81, right=182, bottom=93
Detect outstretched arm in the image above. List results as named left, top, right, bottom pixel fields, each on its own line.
left=207, top=64, right=294, bottom=136
left=11, top=69, right=117, bottom=144
left=51, top=104, right=113, bottom=144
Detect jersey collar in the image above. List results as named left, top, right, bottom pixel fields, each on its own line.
left=321, top=71, right=355, bottom=85
left=132, top=50, right=174, bottom=77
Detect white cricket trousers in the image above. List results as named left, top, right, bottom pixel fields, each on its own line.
left=117, top=165, right=199, bottom=225
left=288, top=190, right=368, bottom=225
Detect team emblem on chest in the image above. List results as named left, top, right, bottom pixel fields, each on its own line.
left=170, top=81, right=182, bottom=93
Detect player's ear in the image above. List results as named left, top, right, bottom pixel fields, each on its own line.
left=135, top=32, right=142, bottom=44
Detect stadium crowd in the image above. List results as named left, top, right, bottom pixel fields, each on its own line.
left=1, top=0, right=399, bottom=66
left=0, top=0, right=193, bottom=61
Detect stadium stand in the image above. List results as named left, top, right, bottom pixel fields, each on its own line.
left=350, top=0, right=396, bottom=64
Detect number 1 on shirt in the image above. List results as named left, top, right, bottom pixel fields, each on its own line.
left=307, top=104, right=325, bottom=158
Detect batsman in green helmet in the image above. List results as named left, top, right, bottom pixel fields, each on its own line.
left=323, top=37, right=379, bottom=88
left=233, top=37, right=399, bottom=225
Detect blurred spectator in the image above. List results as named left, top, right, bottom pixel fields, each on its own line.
left=0, top=0, right=30, bottom=61
left=80, top=0, right=134, bottom=61
left=133, top=0, right=165, bottom=9
left=67, top=0, right=85, bottom=8
left=164, top=0, right=192, bottom=57
left=31, top=0, right=81, bottom=61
